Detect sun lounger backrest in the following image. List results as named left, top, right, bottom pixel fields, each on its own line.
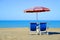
left=40, top=23, right=46, bottom=31
left=30, top=23, right=37, bottom=31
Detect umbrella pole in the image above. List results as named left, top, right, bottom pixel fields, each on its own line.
left=36, top=13, right=38, bottom=23
left=36, top=13, right=40, bottom=35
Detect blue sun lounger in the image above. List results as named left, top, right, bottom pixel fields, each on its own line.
left=40, top=23, right=48, bottom=35
left=30, top=23, right=37, bottom=34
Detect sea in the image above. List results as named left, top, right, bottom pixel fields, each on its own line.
left=0, top=20, right=60, bottom=28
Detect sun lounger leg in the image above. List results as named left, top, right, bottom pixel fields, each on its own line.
left=46, top=31, right=48, bottom=35
left=36, top=26, right=40, bottom=35
left=45, top=31, right=48, bottom=35
left=40, top=31, right=41, bottom=35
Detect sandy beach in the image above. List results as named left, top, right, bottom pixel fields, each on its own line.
left=0, top=28, right=60, bottom=40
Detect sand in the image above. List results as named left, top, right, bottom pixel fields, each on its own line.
left=0, top=28, right=60, bottom=40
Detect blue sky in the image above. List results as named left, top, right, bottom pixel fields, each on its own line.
left=0, top=0, right=60, bottom=20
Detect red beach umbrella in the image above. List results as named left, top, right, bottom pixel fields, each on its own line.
left=24, top=6, right=50, bottom=22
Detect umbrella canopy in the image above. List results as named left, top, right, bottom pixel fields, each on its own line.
left=24, top=7, right=50, bottom=13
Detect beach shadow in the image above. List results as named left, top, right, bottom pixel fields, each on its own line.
left=48, top=32, right=60, bottom=35
left=28, top=32, right=60, bottom=35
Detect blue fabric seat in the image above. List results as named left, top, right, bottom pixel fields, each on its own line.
left=40, top=23, right=47, bottom=31
left=30, top=23, right=37, bottom=31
